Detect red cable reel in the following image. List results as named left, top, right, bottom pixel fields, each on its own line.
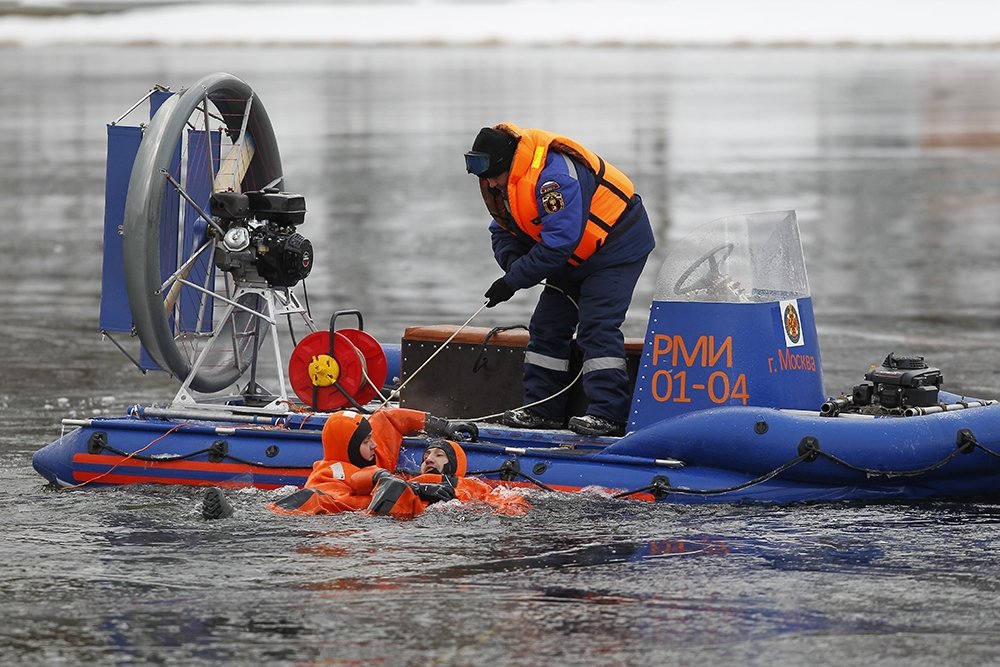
left=288, top=311, right=388, bottom=411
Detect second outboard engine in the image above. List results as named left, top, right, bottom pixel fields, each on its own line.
left=852, top=353, right=942, bottom=410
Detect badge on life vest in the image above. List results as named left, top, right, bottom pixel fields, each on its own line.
left=542, top=190, right=565, bottom=214
left=539, top=180, right=561, bottom=195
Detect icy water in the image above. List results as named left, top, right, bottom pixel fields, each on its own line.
left=3, top=46, right=1000, bottom=665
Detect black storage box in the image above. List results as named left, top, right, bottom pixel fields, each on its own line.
left=398, top=325, right=645, bottom=421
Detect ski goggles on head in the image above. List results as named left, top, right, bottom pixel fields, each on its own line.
left=464, top=151, right=492, bottom=176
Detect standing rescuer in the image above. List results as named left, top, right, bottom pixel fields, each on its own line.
left=465, top=123, right=655, bottom=437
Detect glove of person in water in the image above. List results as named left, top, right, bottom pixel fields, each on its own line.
left=484, top=277, right=515, bottom=308
left=409, top=481, right=457, bottom=504
left=425, top=415, right=479, bottom=441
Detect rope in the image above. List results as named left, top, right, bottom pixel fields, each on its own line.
left=612, top=452, right=813, bottom=498
left=334, top=379, right=371, bottom=413
left=969, top=443, right=1000, bottom=459
left=461, top=428, right=995, bottom=501
left=78, top=425, right=310, bottom=472
left=337, top=281, right=583, bottom=422
left=59, top=423, right=188, bottom=490
left=812, top=446, right=966, bottom=478
left=375, top=301, right=489, bottom=411
left=70, top=422, right=1000, bottom=497
left=468, top=460, right=558, bottom=492
left=462, top=283, right=584, bottom=423
left=360, top=357, right=395, bottom=407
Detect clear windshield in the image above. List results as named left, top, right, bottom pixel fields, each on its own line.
left=653, top=210, right=810, bottom=303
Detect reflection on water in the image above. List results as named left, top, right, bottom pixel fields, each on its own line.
left=4, top=45, right=1000, bottom=665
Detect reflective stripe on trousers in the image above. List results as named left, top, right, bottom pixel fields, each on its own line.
left=582, top=357, right=627, bottom=373
left=524, top=351, right=570, bottom=372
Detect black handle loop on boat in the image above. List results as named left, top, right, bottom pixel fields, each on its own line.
left=956, top=428, right=978, bottom=454
left=797, top=436, right=820, bottom=462
left=208, top=439, right=228, bottom=463
left=472, top=325, right=528, bottom=373
left=612, top=475, right=671, bottom=500
left=498, top=458, right=520, bottom=482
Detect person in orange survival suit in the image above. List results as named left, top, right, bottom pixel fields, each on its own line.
left=362, top=438, right=530, bottom=518
left=267, top=408, right=479, bottom=515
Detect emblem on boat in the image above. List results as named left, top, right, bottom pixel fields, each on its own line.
left=781, top=299, right=803, bottom=347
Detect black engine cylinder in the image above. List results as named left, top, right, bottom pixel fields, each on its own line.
left=256, top=232, right=313, bottom=287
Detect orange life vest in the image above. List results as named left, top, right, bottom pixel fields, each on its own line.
left=480, top=123, right=635, bottom=266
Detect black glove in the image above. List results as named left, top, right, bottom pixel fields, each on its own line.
left=425, top=415, right=479, bottom=442
left=445, top=421, right=478, bottom=442
left=368, top=473, right=407, bottom=515
left=424, top=415, right=450, bottom=437
left=409, top=481, right=456, bottom=504
left=484, top=277, right=515, bottom=308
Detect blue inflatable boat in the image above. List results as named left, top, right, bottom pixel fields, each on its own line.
left=31, top=73, right=1000, bottom=504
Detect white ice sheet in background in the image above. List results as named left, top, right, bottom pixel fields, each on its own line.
left=1, top=0, right=999, bottom=47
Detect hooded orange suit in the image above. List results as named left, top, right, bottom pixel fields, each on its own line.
left=269, top=407, right=427, bottom=515
left=361, top=439, right=529, bottom=518
left=269, top=409, right=528, bottom=517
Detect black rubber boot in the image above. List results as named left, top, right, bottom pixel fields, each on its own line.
left=502, top=408, right=563, bottom=430
left=568, top=414, right=625, bottom=437
left=202, top=487, right=234, bottom=520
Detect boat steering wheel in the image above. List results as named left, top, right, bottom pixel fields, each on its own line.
left=674, top=243, right=735, bottom=295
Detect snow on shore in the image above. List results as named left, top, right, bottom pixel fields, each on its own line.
left=1, top=1, right=999, bottom=47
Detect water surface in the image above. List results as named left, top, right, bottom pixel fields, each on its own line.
left=3, top=45, right=1000, bottom=665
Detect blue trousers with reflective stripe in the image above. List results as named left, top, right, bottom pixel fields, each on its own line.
left=523, top=255, right=648, bottom=423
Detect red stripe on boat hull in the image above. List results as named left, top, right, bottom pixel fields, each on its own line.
left=71, top=453, right=309, bottom=489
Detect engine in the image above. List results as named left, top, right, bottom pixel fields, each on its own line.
left=209, top=189, right=313, bottom=288
left=852, top=353, right=942, bottom=410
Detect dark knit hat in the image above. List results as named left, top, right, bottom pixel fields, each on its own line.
left=424, top=438, right=467, bottom=477
left=465, top=127, right=518, bottom=178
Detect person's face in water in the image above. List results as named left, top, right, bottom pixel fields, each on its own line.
left=421, top=447, right=451, bottom=475
left=359, top=434, right=378, bottom=464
